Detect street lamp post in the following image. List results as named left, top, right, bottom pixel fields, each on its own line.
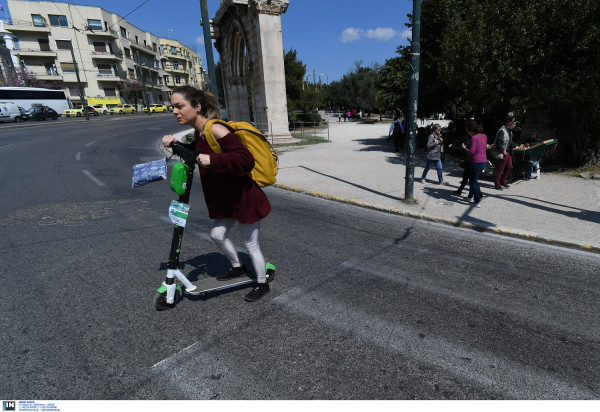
left=405, top=0, right=422, bottom=202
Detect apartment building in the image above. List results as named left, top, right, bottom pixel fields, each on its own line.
left=160, top=38, right=207, bottom=91
left=2, top=0, right=204, bottom=108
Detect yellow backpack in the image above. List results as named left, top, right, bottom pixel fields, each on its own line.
left=202, top=119, right=278, bottom=187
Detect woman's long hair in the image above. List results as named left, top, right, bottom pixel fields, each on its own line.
left=466, top=119, right=483, bottom=134
left=172, top=86, right=221, bottom=120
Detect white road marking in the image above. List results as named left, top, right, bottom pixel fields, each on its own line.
left=82, top=170, right=105, bottom=186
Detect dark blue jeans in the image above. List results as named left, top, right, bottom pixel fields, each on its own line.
left=468, top=162, right=486, bottom=202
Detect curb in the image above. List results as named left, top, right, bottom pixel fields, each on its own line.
left=273, top=183, right=600, bottom=254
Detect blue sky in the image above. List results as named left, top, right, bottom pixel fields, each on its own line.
left=2, top=0, right=413, bottom=82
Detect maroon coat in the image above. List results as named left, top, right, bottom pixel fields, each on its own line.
left=195, top=131, right=270, bottom=223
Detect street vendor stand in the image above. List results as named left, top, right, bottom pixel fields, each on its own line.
left=486, top=139, right=558, bottom=181
left=512, top=139, right=558, bottom=180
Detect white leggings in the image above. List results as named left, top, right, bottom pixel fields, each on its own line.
left=209, top=218, right=267, bottom=283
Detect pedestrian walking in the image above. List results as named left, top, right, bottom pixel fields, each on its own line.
left=462, top=119, right=488, bottom=208
left=421, top=123, right=447, bottom=185
left=492, top=116, right=517, bottom=190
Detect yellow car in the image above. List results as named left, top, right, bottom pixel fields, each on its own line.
left=62, top=106, right=98, bottom=117
left=108, top=104, right=136, bottom=114
left=143, top=104, right=168, bottom=113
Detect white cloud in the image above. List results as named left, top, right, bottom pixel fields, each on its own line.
left=401, top=29, right=412, bottom=42
left=196, top=36, right=205, bottom=45
left=340, top=27, right=404, bottom=43
left=341, top=28, right=363, bottom=43
left=364, top=27, right=398, bottom=42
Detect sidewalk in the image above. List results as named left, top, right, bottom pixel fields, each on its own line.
left=274, top=112, right=600, bottom=253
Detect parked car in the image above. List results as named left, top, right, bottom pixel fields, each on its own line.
left=92, top=104, right=109, bottom=115
left=25, top=106, right=60, bottom=121
left=0, top=102, right=24, bottom=122
left=63, top=106, right=98, bottom=117
left=143, top=104, right=168, bottom=113
left=108, top=104, right=136, bottom=114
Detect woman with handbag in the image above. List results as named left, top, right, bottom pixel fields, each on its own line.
left=420, top=123, right=448, bottom=185
left=453, top=134, right=473, bottom=196
left=462, top=120, right=488, bottom=208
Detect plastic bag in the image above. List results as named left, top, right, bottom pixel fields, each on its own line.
left=132, top=157, right=167, bottom=188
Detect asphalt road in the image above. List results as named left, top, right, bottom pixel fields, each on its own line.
left=0, top=117, right=598, bottom=400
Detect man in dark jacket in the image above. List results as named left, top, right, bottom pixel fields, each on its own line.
left=493, top=116, right=517, bottom=190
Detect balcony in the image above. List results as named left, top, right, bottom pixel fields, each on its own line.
left=90, top=51, right=124, bottom=60
left=129, top=40, right=156, bottom=54
left=85, top=27, right=119, bottom=38
left=25, top=67, right=63, bottom=81
left=3, top=19, right=51, bottom=33
left=164, top=65, right=186, bottom=73
left=97, top=72, right=127, bottom=81
left=13, top=48, right=57, bottom=58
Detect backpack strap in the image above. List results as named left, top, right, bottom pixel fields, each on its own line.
left=202, top=118, right=233, bottom=153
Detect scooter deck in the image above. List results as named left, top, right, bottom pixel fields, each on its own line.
left=185, top=274, right=255, bottom=296
left=185, top=266, right=275, bottom=296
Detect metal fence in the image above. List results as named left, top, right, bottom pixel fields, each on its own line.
left=252, top=121, right=330, bottom=144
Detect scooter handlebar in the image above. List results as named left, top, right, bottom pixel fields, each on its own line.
left=170, top=142, right=199, bottom=166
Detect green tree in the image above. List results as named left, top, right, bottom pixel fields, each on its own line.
left=284, top=49, right=305, bottom=111
left=0, top=66, right=54, bottom=88
left=417, top=0, right=600, bottom=165
left=118, top=79, right=143, bottom=106
left=376, top=48, right=411, bottom=116
left=327, top=62, right=380, bottom=113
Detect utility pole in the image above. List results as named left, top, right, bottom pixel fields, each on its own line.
left=199, top=0, right=219, bottom=102
left=69, top=44, right=89, bottom=120
left=135, top=51, right=151, bottom=115
left=405, top=0, right=422, bottom=201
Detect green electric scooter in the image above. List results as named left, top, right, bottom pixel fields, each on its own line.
left=153, top=142, right=275, bottom=311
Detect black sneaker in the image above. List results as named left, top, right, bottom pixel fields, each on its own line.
left=502, top=183, right=510, bottom=188
left=452, top=190, right=462, bottom=196
left=494, top=184, right=503, bottom=190
left=244, top=283, right=270, bottom=302
left=216, top=265, right=247, bottom=281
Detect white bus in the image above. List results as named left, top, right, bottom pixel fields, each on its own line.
left=0, top=87, right=69, bottom=113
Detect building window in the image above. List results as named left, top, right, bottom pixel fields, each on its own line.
left=97, top=64, right=112, bottom=75
left=128, top=68, right=135, bottom=79
left=152, top=43, right=157, bottom=52
left=170, top=46, right=176, bottom=55
left=124, top=48, right=131, bottom=59
left=175, top=76, right=181, bottom=84
left=56, top=40, right=73, bottom=50
left=135, top=35, right=139, bottom=44
left=32, top=14, right=45, bottom=27
left=38, top=38, right=50, bottom=51
left=104, top=88, right=117, bottom=97
left=120, top=27, right=127, bottom=37
left=164, top=75, right=170, bottom=84
left=49, top=15, right=68, bottom=27
left=61, top=62, right=76, bottom=73
left=87, top=19, right=103, bottom=31
left=173, top=61, right=179, bottom=70
left=93, top=42, right=107, bottom=52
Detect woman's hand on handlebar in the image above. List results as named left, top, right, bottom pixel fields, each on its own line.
left=162, top=135, right=176, bottom=147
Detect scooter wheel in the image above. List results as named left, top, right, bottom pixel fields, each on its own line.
left=154, top=289, right=181, bottom=311
left=266, top=268, right=276, bottom=283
